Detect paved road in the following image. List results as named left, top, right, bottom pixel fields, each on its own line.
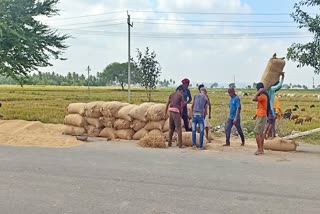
left=0, top=141, right=319, bottom=214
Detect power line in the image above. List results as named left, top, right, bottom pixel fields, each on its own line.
left=132, top=18, right=294, bottom=24
left=56, top=22, right=126, bottom=30
left=49, top=10, right=126, bottom=21
left=51, top=18, right=125, bottom=27
left=129, top=10, right=293, bottom=16
left=134, top=21, right=297, bottom=28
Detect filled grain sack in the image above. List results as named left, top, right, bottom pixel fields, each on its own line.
left=100, top=101, right=129, bottom=117
left=63, top=125, right=86, bottom=136
left=86, top=125, right=103, bottom=137
left=117, top=104, right=137, bottom=121
left=128, top=102, right=155, bottom=121
left=130, top=119, right=147, bottom=132
left=260, top=54, right=286, bottom=90
left=144, top=120, right=165, bottom=131
left=64, top=114, right=86, bottom=127
left=67, top=103, right=86, bottom=116
left=163, top=131, right=177, bottom=142
left=85, top=101, right=104, bottom=118
left=145, top=104, right=166, bottom=121
left=132, top=128, right=149, bottom=140
left=113, top=119, right=131, bottom=130
left=115, top=129, right=135, bottom=140
left=86, top=117, right=104, bottom=128
left=148, top=129, right=163, bottom=137
left=99, top=127, right=116, bottom=139
left=181, top=132, right=207, bottom=147
left=264, top=137, right=298, bottom=151
left=99, top=117, right=115, bottom=128
left=187, top=104, right=192, bottom=119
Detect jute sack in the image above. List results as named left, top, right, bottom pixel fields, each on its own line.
left=67, top=103, right=86, bottom=116
left=181, top=132, right=207, bottom=147
left=144, top=120, right=165, bottom=131
left=115, top=129, right=135, bottom=140
left=99, top=117, right=115, bottom=128
left=86, top=125, right=103, bottom=137
left=145, top=104, right=166, bottom=121
left=130, top=119, right=147, bottom=132
left=64, top=114, right=86, bottom=127
left=132, top=128, right=149, bottom=140
left=260, top=54, right=286, bottom=90
left=128, top=102, right=155, bottom=121
left=163, top=131, right=177, bottom=142
left=63, top=125, right=86, bottom=136
left=114, top=119, right=131, bottom=130
left=85, top=101, right=104, bottom=118
left=187, top=104, right=192, bottom=119
left=100, top=101, right=129, bottom=117
left=117, top=104, right=137, bottom=121
left=86, top=117, right=104, bottom=128
left=264, top=137, right=298, bottom=152
left=148, top=129, right=163, bottom=137
left=99, top=127, right=116, bottom=139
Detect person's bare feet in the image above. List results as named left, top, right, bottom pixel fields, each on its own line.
left=254, top=150, right=263, bottom=155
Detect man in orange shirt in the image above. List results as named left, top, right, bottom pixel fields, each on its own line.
left=252, top=82, right=269, bottom=155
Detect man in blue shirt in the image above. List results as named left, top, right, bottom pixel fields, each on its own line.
left=191, top=87, right=208, bottom=149
left=223, top=87, right=245, bottom=146
left=264, top=72, right=284, bottom=139
left=176, top=78, right=192, bottom=131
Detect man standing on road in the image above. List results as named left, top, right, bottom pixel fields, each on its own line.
left=176, top=78, right=192, bottom=132
left=223, top=87, right=245, bottom=147
left=198, top=84, right=212, bottom=142
left=191, top=87, right=208, bottom=150
left=165, top=88, right=184, bottom=148
left=252, top=82, right=269, bottom=155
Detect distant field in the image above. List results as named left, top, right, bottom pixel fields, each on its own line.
left=0, top=85, right=319, bottom=144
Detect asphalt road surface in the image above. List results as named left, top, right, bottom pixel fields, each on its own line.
left=0, top=141, right=319, bottom=214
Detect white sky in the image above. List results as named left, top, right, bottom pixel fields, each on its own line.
left=40, top=0, right=320, bottom=88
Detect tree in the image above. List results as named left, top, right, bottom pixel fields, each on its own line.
left=303, top=85, right=308, bottom=89
left=229, top=83, right=236, bottom=88
left=99, top=62, right=138, bottom=90
left=0, top=0, right=69, bottom=84
left=287, top=0, right=320, bottom=74
left=134, top=47, right=161, bottom=101
left=210, top=82, right=219, bottom=88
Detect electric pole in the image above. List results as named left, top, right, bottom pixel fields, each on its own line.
left=87, top=66, right=91, bottom=96
left=127, top=11, right=133, bottom=103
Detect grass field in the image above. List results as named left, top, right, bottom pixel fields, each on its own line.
left=0, top=85, right=319, bottom=144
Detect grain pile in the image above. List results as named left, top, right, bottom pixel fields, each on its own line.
left=0, top=120, right=82, bottom=148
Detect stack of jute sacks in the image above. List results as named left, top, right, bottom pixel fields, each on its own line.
left=63, top=101, right=206, bottom=147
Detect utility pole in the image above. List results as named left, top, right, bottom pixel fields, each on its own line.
left=313, top=77, right=315, bottom=89
left=127, top=11, right=133, bottom=103
left=87, top=66, right=91, bottom=96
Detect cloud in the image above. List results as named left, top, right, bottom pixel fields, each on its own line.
left=39, top=0, right=318, bottom=88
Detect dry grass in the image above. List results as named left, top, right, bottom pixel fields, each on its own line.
left=139, top=135, right=167, bottom=148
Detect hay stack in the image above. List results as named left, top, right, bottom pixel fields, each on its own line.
left=139, top=135, right=167, bottom=148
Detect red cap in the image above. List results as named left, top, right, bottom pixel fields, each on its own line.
left=181, top=78, right=190, bottom=84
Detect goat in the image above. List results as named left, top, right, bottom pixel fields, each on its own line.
left=310, top=104, right=315, bottom=108
left=282, top=112, right=291, bottom=120
left=305, top=116, right=312, bottom=122
left=294, top=105, right=299, bottom=109
left=284, top=109, right=292, bottom=113
left=291, top=115, right=299, bottom=120
left=301, top=108, right=306, bottom=111
left=292, top=108, right=297, bottom=111
left=295, top=118, right=304, bottom=125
